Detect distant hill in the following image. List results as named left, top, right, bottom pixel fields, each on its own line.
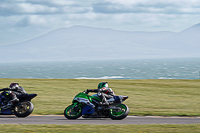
left=0, top=24, right=200, bottom=62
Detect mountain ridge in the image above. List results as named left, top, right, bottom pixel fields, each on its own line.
left=0, top=23, right=200, bottom=62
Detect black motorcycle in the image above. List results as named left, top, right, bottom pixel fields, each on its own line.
left=0, top=91, right=37, bottom=117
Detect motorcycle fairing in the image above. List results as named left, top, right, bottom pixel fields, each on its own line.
left=90, top=94, right=101, bottom=102
left=0, top=108, right=12, bottom=115
left=74, top=97, right=95, bottom=108
left=107, top=95, right=128, bottom=103
left=17, top=94, right=37, bottom=102
left=82, top=105, right=95, bottom=115
left=107, top=96, right=121, bottom=103
left=113, top=96, right=121, bottom=103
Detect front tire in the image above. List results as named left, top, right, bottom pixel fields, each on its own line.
left=109, top=104, right=129, bottom=120
left=64, top=104, right=82, bottom=119
left=14, top=101, right=34, bottom=117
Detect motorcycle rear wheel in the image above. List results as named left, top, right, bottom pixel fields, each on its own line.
left=14, top=101, right=34, bottom=117
left=109, top=104, right=129, bottom=120
left=64, top=104, right=82, bottom=119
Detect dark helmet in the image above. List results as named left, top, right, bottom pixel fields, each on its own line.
left=9, top=83, right=19, bottom=89
left=97, top=82, right=108, bottom=89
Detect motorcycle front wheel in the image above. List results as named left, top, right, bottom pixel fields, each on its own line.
left=14, top=101, right=34, bottom=117
left=64, top=104, right=82, bottom=119
left=109, top=104, right=129, bottom=120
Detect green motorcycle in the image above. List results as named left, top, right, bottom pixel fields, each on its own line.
left=64, top=91, right=129, bottom=120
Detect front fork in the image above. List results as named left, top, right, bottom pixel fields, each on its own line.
left=72, top=102, right=81, bottom=112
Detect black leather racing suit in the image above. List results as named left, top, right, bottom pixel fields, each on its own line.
left=0, top=86, right=26, bottom=105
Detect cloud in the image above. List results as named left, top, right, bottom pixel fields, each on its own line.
left=26, top=0, right=76, bottom=7
left=103, top=0, right=200, bottom=7
left=0, top=3, right=58, bottom=16
left=0, top=0, right=94, bottom=16
left=93, top=0, right=200, bottom=14
left=16, top=15, right=48, bottom=27
left=1, top=0, right=200, bottom=46
left=1, top=0, right=200, bottom=16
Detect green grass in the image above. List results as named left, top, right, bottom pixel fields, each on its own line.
left=0, top=79, right=200, bottom=116
left=0, top=124, right=200, bottom=133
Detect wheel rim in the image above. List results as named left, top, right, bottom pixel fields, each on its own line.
left=15, top=102, right=30, bottom=114
left=110, top=104, right=127, bottom=117
left=65, top=105, right=82, bottom=117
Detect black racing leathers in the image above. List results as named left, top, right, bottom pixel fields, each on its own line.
left=0, top=87, right=26, bottom=104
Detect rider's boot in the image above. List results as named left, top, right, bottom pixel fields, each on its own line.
left=100, top=97, right=109, bottom=105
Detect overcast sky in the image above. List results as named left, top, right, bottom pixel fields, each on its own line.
left=0, top=0, right=200, bottom=46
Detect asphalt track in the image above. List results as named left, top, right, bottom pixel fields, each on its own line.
left=0, top=115, right=200, bottom=124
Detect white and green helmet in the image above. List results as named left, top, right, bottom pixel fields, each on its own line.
left=97, top=82, right=108, bottom=89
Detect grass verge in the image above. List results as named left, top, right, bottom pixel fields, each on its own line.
left=0, top=79, right=200, bottom=116
left=0, top=124, right=200, bottom=133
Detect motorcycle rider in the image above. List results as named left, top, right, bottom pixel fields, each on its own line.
left=0, top=83, right=26, bottom=109
left=86, top=82, right=115, bottom=105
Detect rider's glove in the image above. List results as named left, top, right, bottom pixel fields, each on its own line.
left=97, top=92, right=101, bottom=96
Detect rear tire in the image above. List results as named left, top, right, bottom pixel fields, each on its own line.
left=109, top=104, right=129, bottom=120
left=14, top=101, right=34, bottom=117
left=64, top=104, right=82, bottom=119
